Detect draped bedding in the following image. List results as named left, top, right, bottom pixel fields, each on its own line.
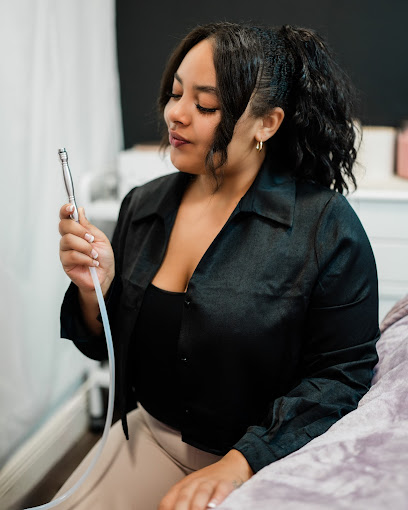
left=220, top=296, right=408, bottom=509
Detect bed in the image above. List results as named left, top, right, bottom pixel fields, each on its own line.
left=219, top=296, right=408, bottom=509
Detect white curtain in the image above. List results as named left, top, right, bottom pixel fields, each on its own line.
left=0, top=0, right=123, bottom=465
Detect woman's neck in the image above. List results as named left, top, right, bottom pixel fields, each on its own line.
left=191, top=150, right=266, bottom=206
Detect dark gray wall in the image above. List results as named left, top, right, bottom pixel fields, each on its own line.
left=116, top=0, right=408, bottom=148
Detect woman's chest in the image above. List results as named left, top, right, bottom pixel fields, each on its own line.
left=151, top=200, right=238, bottom=292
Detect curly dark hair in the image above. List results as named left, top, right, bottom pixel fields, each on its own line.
left=158, top=22, right=358, bottom=193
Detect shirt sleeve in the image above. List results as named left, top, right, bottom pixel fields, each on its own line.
left=233, top=192, right=380, bottom=473
left=59, top=188, right=135, bottom=360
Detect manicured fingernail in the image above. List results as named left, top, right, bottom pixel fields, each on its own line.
left=207, top=502, right=217, bottom=509
left=85, top=233, right=94, bottom=243
left=91, top=249, right=98, bottom=259
left=93, top=260, right=99, bottom=267
left=66, top=205, right=74, bottom=212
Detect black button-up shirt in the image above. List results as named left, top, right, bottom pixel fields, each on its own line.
left=61, top=157, right=380, bottom=473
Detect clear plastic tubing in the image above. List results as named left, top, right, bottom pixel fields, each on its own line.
left=24, top=266, right=115, bottom=509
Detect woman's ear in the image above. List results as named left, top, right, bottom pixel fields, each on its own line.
left=256, top=107, right=285, bottom=143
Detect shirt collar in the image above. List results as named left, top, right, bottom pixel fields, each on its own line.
left=130, top=155, right=295, bottom=228
left=238, top=155, right=296, bottom=227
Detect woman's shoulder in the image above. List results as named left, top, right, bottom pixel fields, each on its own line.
left=295, top=179, right=356, bottom=216
left=294, top=179, right=367, bottom=246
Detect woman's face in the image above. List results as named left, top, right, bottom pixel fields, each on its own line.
left=164, top=38, right=221, bottom=175
left=164, top=39, right=261, bottom=176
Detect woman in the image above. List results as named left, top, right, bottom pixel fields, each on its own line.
left=58, top=22, right=380, bottom=510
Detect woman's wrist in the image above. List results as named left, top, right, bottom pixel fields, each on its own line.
left=78, top=286, right=103, bottom=337
left=221, top=449, right=254, bottom=483
left=78, top=272, right=114, bottom=300
left=101, top=272, right=115, bottom=299
left=78, top=285, right=99, bottom=304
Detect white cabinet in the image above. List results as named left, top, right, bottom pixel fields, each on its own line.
left=347, top=177, right=408, bottom=321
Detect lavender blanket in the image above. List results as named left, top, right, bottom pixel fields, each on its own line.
left=220, top=296, right=408, bottom=509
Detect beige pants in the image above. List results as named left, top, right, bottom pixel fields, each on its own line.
left=52, top=404, right=222, bottom=510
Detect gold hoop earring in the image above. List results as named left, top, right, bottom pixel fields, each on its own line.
left=256, top=140, right=263, bottom=152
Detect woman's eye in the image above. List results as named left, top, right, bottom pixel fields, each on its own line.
left=196, top=104, right=218, bottom=114
left=168, top=92, right=218, bottom=114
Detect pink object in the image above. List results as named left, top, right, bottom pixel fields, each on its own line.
left=397, top=124, right=408, bottom=179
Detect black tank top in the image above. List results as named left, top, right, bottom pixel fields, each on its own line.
left=130, top=282, right=186, bottom=429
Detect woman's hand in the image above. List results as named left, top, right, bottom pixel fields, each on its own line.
left=158, top=449, right=253, bottom=510
left=59, top=204, right=115, bottom=297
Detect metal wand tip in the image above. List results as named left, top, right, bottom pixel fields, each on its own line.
left=58, top=148, right=68, bottom=162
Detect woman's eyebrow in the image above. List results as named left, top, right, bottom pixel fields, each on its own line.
left=174, top=72, right=218, bottom=95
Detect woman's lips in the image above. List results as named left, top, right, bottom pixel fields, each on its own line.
left=169, top=133, right=191, bottom=148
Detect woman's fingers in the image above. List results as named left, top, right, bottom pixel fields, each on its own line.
left=60, top=233, right=99, bottom=260
left=60, top=249, right=100, bottom=269
left=59, top=217, right=91, bottom=238
left=159, top=479, right=233, bottom=510
left=204, top=481, right=234, bottom=508
left=59, top=204, right=89, bottom=222
left=59, top=203, right=77, bottom=220
left=188, top=481, right=217, bottom=509
left=159, top=450, right=250, bottom=510
left=59, top=206, right=98, bottom=241
left=58, top=204, right=115, bottom=294
left=59, top=204, right=101, bottom=270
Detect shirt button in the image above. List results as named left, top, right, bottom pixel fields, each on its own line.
left=185, top=408, right=190, bottom=415
left=181, top=357, right=188, bottom=363
left=184, top=299, right=191, bottom=308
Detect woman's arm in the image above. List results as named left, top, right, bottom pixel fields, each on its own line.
left=233, top=192, right=380, bottom=473
left=59, top=189, right=135, bottom=359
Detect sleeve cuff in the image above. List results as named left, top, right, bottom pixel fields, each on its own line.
left=60, top=281, right=108, bottom=360
left=233, top=430, right=284, bottom=473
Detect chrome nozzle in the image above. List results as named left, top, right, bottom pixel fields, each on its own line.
left=58, top=147, right=79, bottom=222
left=58, top=148, right=68, bottom=162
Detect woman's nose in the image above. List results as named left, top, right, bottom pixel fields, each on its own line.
left=166, top=97, right=191, bottom=126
